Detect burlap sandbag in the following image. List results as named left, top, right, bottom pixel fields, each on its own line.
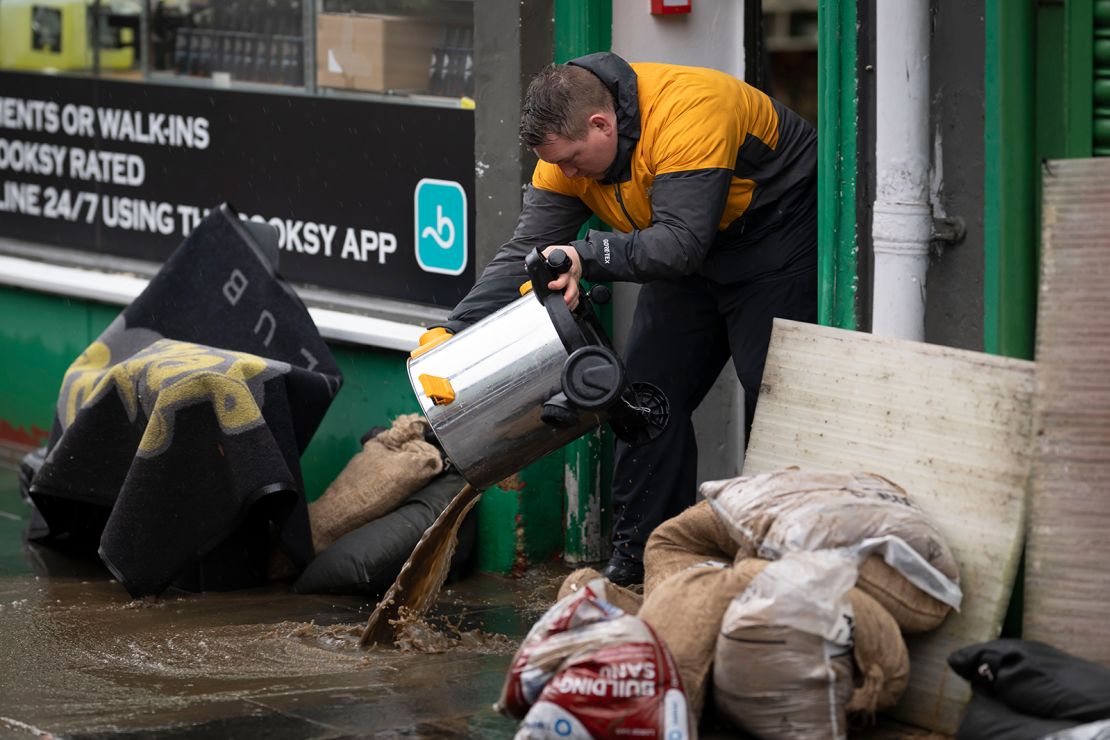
left=715, top=623, right=854, bottom=740
left=557, top=568, right=644, bottom=615
left=857, top=555, right=950, bottom=633
left=720, top=550, right=910, bottom=717
left=714, top=553, right=857, bottom=740
left=702, top=469, right=960, bottom=632
left=846, top=588, right=910, bottom=716
left=638, top=558, right=769, bottom=720
left=308, top=414, right=443, bottom=554
left=643, top=499, right=742, bottom=596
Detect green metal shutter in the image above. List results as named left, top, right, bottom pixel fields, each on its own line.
left=1097, top=0, right=1110, bottom=154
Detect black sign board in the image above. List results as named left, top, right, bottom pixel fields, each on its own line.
left=0, top=72, right=476, bottom=308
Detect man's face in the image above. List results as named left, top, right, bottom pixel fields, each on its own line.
left=534, top=112, right=618, bottom=181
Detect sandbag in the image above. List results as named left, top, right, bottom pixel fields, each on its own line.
left=846, top=588, right=910, bottom=715
left=557, top=568, right=644, bottom=616
left=701, top=468, right=961, bottom=632
left=639, top=558, right=767, bottom=721
left=308, top=414, right=443, bottom=553
left=948, top=639, right=1110, bottom=724
left=293, top=470, right=474, bottom=596
left=956, top=688, right=1079, bottom=740
left=713, top=551, right=856, bottom=740
left=643, top=499, right=740, bottom=595
left=857, top=555, right=952, bottom=633
left=498, top=580, right=693, bottom=739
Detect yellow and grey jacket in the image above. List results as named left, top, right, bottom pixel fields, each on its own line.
left=447, top=52, right=816, bottom=331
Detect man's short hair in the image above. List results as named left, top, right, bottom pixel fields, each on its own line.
left=520, top=64, right=615, bottom=147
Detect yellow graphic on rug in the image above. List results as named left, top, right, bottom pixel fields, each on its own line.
left=59, top=339, right=289, bottom=458
left=59, top=340, right=114, bottom=429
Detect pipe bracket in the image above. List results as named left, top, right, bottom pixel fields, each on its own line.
left=931, top=216, right=966, bottom=246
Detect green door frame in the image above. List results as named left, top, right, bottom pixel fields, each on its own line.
left=984, top=0, right=1038, bottom=360
left=817, top=0, right=860, bottom=331
left=556, top=0, right=612, bottom=64
left=984, top=0, right=1093, bottom=361
left=554, top=0, right=613, bottom=564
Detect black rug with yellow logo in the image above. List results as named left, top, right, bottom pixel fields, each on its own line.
left=29, top=204, right=342, bottom=598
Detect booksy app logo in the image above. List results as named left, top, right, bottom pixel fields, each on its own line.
left=414, top=178, right=467, bottom=275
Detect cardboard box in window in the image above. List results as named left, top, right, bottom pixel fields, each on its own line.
left=316, top=13, right=442, bottom=94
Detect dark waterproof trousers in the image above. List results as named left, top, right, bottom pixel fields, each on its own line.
left=608, top=179, right=819, bottom=567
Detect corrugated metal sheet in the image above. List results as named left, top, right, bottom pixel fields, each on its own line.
left=742, top=319, right=1035, bottom=734
left=1024, top=157, right=1110, bottom=663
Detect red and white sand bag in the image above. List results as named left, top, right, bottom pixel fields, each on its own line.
left=498, top=578, right=694, bottom=739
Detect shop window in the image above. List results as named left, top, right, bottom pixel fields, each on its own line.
left=0, top=0, right=478, bottom=309
left=316, top=1, right=473, bottom=100
left=0, top=0, right=141, bottom=77
left=0, top=0, right=475, bottom=106
left=155, top=1, right=308, bottom=87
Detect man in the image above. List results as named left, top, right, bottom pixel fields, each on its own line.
left=440, top=52, right=817, bottom=586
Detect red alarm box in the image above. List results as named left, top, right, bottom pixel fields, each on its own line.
left=651, top=0, right=691, bottom=14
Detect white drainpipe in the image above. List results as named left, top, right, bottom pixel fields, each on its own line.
left=872, top=0, right=933, bottom=341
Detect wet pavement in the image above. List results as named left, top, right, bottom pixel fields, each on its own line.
left=0, top=462, right=950, bottom=739
left=0, top=463, right=561, bottom=739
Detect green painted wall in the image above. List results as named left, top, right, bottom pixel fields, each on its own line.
left=299, top=341, right=421, bottom=499
left=0, top=288, right=110, bottom=447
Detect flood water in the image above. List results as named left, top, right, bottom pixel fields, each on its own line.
left=362, top=484, right=483, bottom=647
left=0, top=464, right=567, bottom=738
left=0, top=464, right=948, bottom=739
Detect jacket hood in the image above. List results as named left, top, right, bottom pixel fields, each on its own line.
left=568, top=52, right=640, bottom=184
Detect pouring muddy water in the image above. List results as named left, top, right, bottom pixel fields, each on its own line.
left=361, top=247, right=670, bottom=646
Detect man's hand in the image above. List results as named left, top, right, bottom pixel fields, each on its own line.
left=541, top=245, right=583, bottom=309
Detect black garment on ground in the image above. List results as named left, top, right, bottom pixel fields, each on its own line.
left=608, top=175, right=818, bottom=567
left=949, top=639, right=1110, bottom=724
left=956, top=687, right=1080, bottom=740
left=293, top=470, right=476, bottom=596
left=29, top=205, right=342, bottom=597
left=18, top=447, right=49, bottom=540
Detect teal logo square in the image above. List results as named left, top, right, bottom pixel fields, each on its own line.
left=414, top=178, right=468, bottom=275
